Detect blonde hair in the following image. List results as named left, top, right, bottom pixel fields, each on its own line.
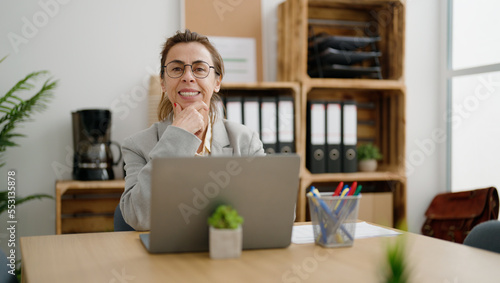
left=157, top=29, right=224, bottom=122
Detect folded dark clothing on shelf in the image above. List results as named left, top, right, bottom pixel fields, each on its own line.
left=308, top=64, right=381, bottom=79
left=308, top=47, right=381, bottom=66
left=308, top=35, right=381, bottom=52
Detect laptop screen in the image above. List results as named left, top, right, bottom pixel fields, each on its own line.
left=143, top=154, right=300, bottom=253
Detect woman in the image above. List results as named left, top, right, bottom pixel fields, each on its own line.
left=120, top=30, right=265, bottom=231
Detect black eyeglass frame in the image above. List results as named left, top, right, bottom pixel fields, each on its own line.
left=162, top=60, right=216, bottom=79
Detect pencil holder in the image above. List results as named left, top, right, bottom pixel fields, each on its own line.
left=307, top=193, right=361, bottom=248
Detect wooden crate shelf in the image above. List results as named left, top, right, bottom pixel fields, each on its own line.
left=278, top=0, right=406, bottom=226
left=302, top=171, right=405, bottom=183
left=303, top=78, right=405, bottom=90
left=56, top=180, right=125, bottom=234
left=301, top=86, right=406, bottom=173
left=278, top=0, right=405, bottom=82
left=219, top=82, right=302, bottom=155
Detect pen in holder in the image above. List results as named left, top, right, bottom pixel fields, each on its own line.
left=307, top=191, right=361, bottom=248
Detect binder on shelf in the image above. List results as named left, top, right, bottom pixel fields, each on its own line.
left=326, top=101, right=341, bottom=173
left=306, top=100, right=326, bottom=174
left=342, top=101, right=358, bottom=173
left=243, top=96, right=261, bottom=138
left=260, top=96, right=278, bottom=154
left=225, top=96, right=243, bottom=124
left=277, top=96, right=295, bottom=153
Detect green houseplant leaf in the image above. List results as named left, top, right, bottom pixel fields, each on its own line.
left=1, top=55, right=57, bottom=170
left=0, top=56, right=56, bottom=280
left=0, top=70, right=57, bottom=161
left=0, top=191, right=53, bottom=214
left=380, top=222, right=411, bottom=283
left=357, top=143, right=383, bottom=161
left=208, top=205, right=244, bottom=229
left=384, top=237, right=408, bottom=283
left=0, top=56, right=56, bottom=211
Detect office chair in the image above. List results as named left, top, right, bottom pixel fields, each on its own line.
left=0, top=249, right=18, bottom=283
left=463, top=220, right=500, bottom=253
left=114, top=160, right=134, bottom=231
left=114, top=204, right=135, bottom=231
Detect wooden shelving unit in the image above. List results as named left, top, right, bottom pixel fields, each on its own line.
left=55, top=180, right=124, bottom=234
left=278, top=0, right=406, bottom=226
left=219, top=81, right=302, bottom=155
left=278, top=0, right=405, bottom=82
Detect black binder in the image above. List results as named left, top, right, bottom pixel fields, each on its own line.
left=225, top=96, right=243, bottom=124
left=326, top=101, right=341, bottom=173
left=260, top=96, right=278, bottom=154
left=306, top=100, right=326, bottom=173
left=341, top=101, right=357, bottom=173
left=243, top=96, right=260, bottom=138
left=277, top=96, right=295, bottom=153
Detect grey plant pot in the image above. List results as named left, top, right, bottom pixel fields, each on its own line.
left=209, top=226, right=242, bottom=259
left=358, top=159, right=378, bottom=172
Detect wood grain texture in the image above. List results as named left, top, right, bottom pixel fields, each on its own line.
left=55, top=180, right=124, bottom=234
left=21, top=225, right=500, bottom=283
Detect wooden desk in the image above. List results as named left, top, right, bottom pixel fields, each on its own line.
left=20, top=228, right=500, bottom=282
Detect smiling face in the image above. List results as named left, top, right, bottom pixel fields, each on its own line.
left=161, top=42, right=221, bottom=112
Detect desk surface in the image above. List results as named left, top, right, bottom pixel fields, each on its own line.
left=21, top=227, right=500, bottom=283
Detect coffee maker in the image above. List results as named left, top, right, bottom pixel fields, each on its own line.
left=72, top=109, right=122, bottom=180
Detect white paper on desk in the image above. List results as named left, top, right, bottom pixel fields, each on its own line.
left=354, top=222, right=401, bottom=239
left=291, top=222, right=401, bottom=244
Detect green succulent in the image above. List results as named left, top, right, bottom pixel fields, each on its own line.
left=208, top=205, right=243, bottom=229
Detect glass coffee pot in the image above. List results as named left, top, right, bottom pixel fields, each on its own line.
left=72, top=109, right=122, bottom=180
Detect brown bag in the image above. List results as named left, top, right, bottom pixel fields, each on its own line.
left=421, top=187, right=499, bottom=243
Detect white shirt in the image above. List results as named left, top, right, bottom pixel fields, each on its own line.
left=195, top=120, right=212, bottom=156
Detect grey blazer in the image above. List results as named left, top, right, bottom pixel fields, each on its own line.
left=120, top=118, right=265, bottom=230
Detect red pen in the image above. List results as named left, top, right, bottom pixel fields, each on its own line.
left=347, top=181, right=357, bottom=196
left=333, top=181, right=344, bottom=196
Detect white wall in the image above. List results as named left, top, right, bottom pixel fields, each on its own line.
left=0, top=0, right=180, bottom=251
left=0, top=0, right=444, bottom=250
left=405, top=0, right=446, bottom=233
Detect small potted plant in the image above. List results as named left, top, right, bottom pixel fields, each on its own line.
left=207, top=205, right=244, bottom=259
left=380, top=222, right=410, bottom=283
left=357, top=143, right=383, bottom=172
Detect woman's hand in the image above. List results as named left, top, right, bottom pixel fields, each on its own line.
left=171, top=101, right=209, bottom=138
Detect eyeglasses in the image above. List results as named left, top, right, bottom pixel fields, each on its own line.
left=163, top=61, right=215, bottom=79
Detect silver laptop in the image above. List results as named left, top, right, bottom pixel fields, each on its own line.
left=140, top=154, right=300, bottom=254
